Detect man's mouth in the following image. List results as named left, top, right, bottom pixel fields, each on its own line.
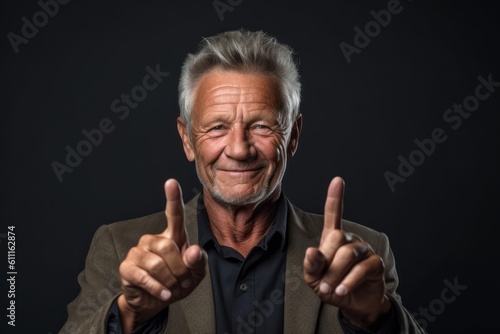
left=217, top=167, right=264, bottom=177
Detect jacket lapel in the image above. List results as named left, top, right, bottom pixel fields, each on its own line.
left=171, top=195, right=323, bottom=333
left=179, top=195, right=216, bottom=333
left=284, top=200, right=323, bottom=334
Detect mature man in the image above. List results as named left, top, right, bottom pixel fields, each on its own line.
left=61, top=29, right=425, bottom=334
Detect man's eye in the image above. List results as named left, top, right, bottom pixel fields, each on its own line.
left=211, top=125, right=224, bottom=131
left=252, top=124, right=272, bottom=130
left=251, top=124, right=274, bottom=135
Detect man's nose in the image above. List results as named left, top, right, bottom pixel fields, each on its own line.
left=224, top=125, right=256, bottom=161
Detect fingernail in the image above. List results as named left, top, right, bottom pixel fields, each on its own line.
left=335, top=284, right=348, bottom=296
left=200, top=249, right=207, bottom=261
left=160, top=289, right=171, bottom=301
left=319, top=282, right=332, bottom=294
left=181, top=279, right=193, bottom=288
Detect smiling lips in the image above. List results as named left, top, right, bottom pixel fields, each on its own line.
left=217, top=167, right=264, bottom=177
left=220, top=168, right=261, bottom=173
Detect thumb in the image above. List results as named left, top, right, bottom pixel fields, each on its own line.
left=183, top=245, right=207, bottom=280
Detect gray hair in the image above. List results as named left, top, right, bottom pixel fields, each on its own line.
left=178, top=29, right=301, bottom=134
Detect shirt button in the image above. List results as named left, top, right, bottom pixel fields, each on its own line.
left=239, top=283, right=248, bottom=292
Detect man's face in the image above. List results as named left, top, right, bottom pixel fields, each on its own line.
left=178, top=69, right=301, bottom=206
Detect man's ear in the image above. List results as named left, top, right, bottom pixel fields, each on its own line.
left=177, top=117, right=195, bottom=161
left=287, top=113, right=302, bottom=157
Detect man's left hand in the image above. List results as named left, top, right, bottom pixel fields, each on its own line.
left=303, top=176, right=392, bottom=328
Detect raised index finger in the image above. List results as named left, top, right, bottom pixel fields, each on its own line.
left=323, top=176, right=345, bottom=232
left=163, top=178, right=188, bottom=248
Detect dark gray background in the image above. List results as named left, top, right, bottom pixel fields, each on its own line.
left=1, top=0, right=499, bottom=333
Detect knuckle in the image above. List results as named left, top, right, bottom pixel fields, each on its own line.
left=157, top=238, right=178, bottom=254
left=336, top=245, right=355, bottom=262
left=136, top=272, right=153, bottom=288
left=329, top=230, right=346, bottom=244
left=167, top=211, right=183, bottom=221
left=144, top=255, right=165, bottom=274
left=138, top=234, right=155, bottom=245
left=119, top=260, right=132, bottom=277
left=354, top=242, right=371, bottom=257
left=127, top=246, right=142, bottom=258
left=120, top=248, right=143, bottom=274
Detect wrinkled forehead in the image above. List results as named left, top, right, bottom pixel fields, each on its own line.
left=193, top=69, right=283, bottom=111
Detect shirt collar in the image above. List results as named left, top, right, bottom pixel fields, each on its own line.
left=197, top=192, right=288, bottom=251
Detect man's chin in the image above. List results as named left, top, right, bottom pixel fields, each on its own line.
left=209, top=186, right=268, bottom=207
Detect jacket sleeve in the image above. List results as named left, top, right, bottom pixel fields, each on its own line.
left=376, top=232, right=427, bottom=334
left=59, top=225, right=123, bottom=334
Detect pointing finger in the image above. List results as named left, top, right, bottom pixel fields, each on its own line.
left=323, top=177, right=345, bottom=233
left=163, top=179, right=188, bottom=249
left=319, top=177, right=345, bottom=261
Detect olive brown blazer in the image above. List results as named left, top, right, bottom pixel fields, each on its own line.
left=60, top=195, right=425, bottom=333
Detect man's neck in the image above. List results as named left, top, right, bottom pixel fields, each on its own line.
left=203, top=189, right=281, bottom=258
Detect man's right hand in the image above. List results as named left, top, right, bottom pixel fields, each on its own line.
left=117, top=179, right=207, bottom=333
